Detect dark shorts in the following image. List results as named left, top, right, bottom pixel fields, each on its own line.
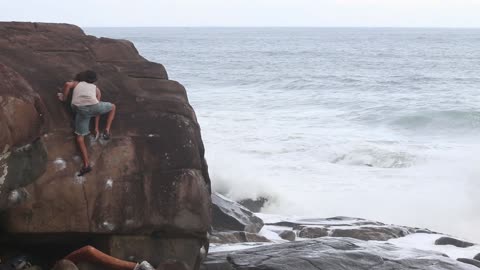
left=72, top=102, right=113, bottom=136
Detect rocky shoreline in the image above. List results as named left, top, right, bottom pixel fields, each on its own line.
left=207, top=192, right=480, bottom=270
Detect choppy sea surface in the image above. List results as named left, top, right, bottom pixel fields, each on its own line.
left=85, top=27, right=480, bottom=242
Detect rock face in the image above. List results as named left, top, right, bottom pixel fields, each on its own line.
left=212, top=193, right=263, bottom=233
left=0, top=22, right=211, bottom=269
left=210, top=231, right=270, bottom=244
left=203, top=238, right=478, bottom=270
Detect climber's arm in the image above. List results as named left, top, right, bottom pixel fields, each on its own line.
left=96, top=87, right=101, bottom=101
left=61, top=81, right=78, bottom=102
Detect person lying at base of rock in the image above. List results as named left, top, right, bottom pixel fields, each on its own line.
left=59, top=70, right=117, bottom=176
left=54, top=246, right=189, bottom=270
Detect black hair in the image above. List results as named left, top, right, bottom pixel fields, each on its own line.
left=74, top=70, right=97, bottom=83
left=84, top=70, right=98, bottom=83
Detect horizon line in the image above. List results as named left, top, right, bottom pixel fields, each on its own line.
left=81, top=25, right=480, bottom=29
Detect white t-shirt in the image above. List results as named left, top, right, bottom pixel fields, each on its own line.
left=72, top=82, right=99, bottom=107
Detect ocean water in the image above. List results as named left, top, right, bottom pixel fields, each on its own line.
left=85, top=28, right=480, bottom=241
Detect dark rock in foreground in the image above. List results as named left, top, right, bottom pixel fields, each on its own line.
left=212, top=193, right=264, bottom=233
left=435, top=237, right=475, bottom=248
left=203, top=238, right=477, bottom=270
left=458, top=258, right=480, bottom=269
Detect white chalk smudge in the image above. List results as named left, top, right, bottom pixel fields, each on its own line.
left=8, top=190, right=19, bottom=202
left=53, top=158, right=67, bottom=171
left=125, top=219, right=135, bottom=226
left=105, top=178, right=113, bottom=189
left=72, top=155, right=82, bottom=163
left=101, top=221, right=115, bottom=231
left=73, top=173, right=86, bottom=184
left=7, top=188, right=29, bottom=205
left=14, top=144, right=32, bottom=152
left=0, top=149, right=11, bottom=190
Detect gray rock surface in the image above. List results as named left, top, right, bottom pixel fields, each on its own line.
left=203, top=238, right=478, bottom=270
left=329, top=225, right=412, bottom=241
left=282, top=217, right=418, bottom=241
left=458, top=258, right=480, bottom=269
left=212, top=193, right=264, bottom=233
left=475, top=253, right=480, bottom=261
left=435, top=237, right=475, bottom=248
left=278, top=230, right=296, bottom=241
left=298, top=226, right=329, bottom=238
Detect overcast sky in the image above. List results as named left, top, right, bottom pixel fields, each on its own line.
left=2, top=0, right=480, bottom=28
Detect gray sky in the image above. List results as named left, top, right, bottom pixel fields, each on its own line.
left=2, top=0, right=480, bottom=27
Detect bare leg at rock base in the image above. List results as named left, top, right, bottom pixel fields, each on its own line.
left=65, top=246, right=136, bottom=270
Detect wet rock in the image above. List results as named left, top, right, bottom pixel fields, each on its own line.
left=270, top=216, right=385, bottom=228
left=330, top=226, right=412, bottom=241
left=212, top=193, right=264, bottom=233
left=203, top=238, right=472, bottom=270
left=298, top=227, right=329, bottom=238
left=278, top=217, right=416, bottom=241
left=278, top=230, right=296, bottom=241
left=210, top=231, right=270, bottom=244
left=237, top=197, right=268, bottom=212
left=457, top=258, right=480, bottom=268
left=0, top=22, right=211, bottom=269
left=435, top=237, right=474, bottom=248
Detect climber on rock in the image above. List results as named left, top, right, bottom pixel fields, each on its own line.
left=59, top=70, right=116, bottom=176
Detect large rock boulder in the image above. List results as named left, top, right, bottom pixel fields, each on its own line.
left=212, top=193, right=264, bottom=233
left=0, top=22, right=211, bottom=269
left=203, top=238, right=478, bottom=270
